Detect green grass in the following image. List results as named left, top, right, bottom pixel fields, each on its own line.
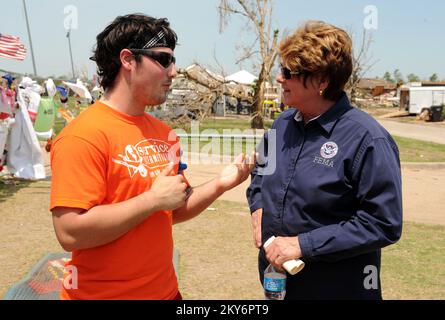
left=174, top=118, right=267, bottom=157
left=199, top=117, right=274, bottom=131
left=53, top=113, right=445, bottom=162
left=0, top=178, right=33, bottom=203
left=175, top=199, right=445, bottom=299
left=381, top=221, right=445, bottom=299
left=393, top=135, right=445, bottom=162
left=54, top=119, right=66, bottom=136
left=179, top=138, right=260, bottom=157
left=167, top=117, right=274, bottom=133
left=175, top=119, right=445, bottom=160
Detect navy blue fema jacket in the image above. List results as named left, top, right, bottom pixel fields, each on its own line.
left=246, top=93, right=403, bottom=299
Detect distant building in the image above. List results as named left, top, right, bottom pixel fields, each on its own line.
left=357, top=78, right=397, bottom=96
left=415, top=81, right=445, bottom=87
left=264, top=81, right=280, bottom=102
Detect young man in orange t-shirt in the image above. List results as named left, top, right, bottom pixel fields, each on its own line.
left=50, top=14, right=255, bottom=300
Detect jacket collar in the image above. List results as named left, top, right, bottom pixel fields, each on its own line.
left=293, top=92, right=353, bottom=134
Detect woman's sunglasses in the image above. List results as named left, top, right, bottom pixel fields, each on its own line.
left=129, top=49, right=176, bottom=68
left=281, top=66, right=303, bottom=80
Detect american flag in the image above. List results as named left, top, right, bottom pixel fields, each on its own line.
left=0, top=33, right=27, bottom=61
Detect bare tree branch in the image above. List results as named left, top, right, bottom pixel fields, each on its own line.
left=237, top=0, right=260, bottom=28
left=170, top=61, right=255, bottom=124
left=213, top=48, right=228, bottom=79
left=236, top=50, right=260, bottom=65
left=345, top=28, right=378, bottom=104
left=218, top=0, right=279, bottom=128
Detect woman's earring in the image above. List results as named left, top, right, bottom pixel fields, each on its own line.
left=319, top=90, right=324, bottom=96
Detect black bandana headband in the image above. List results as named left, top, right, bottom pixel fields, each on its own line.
left=142, top=30, right=168, bottom=49
left=89, top=28, right=172, bottom=62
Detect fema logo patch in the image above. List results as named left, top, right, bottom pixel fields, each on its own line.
left=320, top=142, right=338, bottom=159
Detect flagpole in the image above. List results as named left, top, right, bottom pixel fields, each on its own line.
left=67, top=27, right=75, bottom=79
left=22, top=0, right=37, bottom=76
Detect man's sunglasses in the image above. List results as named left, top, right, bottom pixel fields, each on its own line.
left=281, top=66, right=303, bottom=80
left=129, top=49, right=176, bottom=68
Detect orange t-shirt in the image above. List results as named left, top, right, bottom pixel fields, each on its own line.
left=50, top=101, right=185, bottom=300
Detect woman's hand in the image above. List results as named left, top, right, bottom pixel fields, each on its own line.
left=264, top=236, right=302, bottom=270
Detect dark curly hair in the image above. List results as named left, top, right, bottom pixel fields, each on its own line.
left=91, top=14, right=178, bottom=91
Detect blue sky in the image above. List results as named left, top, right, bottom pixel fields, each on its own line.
left=1, top=0, right=444, bottom=80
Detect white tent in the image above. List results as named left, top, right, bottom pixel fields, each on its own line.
left=225, top=70, right=257, bottom=85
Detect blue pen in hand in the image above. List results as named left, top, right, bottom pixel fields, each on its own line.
left=177, top=159, right=192, bottom=199
left=178, top=161, right=187, bottom=175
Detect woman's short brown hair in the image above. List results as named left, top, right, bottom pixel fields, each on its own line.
left=279, top=21, right=353, bottom=101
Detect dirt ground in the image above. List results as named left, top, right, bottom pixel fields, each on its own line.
left=186, top=162, right=445, bottom=226
left=1, top=148, right=444, bottom=299
left=360, top=107, right=445, bottom=144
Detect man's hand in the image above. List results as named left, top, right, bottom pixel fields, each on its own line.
left=148, top=162, right=187, bottom=211
left=218, top=151, right=256, bottom=192
left=264, top=236, right=302, bottom=271
left=251, top=208, right=262, bottom=248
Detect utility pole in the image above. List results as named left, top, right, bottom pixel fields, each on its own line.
left=66, top=25, right=75, bottom=79
left=22, top=0, right=37, bottom=76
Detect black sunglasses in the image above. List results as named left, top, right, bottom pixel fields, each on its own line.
left=281, top=66, right=303, bottom=80
left=129, top=49, right=176, bottom=68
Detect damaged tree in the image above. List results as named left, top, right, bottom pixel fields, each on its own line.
left=346, top=28, right=377, bottom=105
left=160, top=63, right=249, bottom=127
left=176, top=64, right=225, bottom=121
left=218, top=0, right=279, bottom=129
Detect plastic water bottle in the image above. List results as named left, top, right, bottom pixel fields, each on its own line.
left=263, top=264, right=286, bottom=300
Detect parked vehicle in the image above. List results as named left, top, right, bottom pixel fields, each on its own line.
left=400, top=85, right=445, bottom=115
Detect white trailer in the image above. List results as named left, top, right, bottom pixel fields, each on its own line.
left=401, top=86, right=445, bottom=114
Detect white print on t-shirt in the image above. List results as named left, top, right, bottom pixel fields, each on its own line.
left=112, top=139, right=174, bottom=179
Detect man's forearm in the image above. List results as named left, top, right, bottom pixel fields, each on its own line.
left=54, top=191, right=160, bottom=251
left=173, top=178, right=225, bottom=224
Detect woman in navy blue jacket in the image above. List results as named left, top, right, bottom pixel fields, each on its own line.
left=247, top=21, right=402, bottom=300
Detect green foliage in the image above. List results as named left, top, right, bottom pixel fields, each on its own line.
left=383, top=71, right=394, bottom=83
left=407, top=73, right=420, bottom=82
left=429, top=73, right=438, bottom=82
